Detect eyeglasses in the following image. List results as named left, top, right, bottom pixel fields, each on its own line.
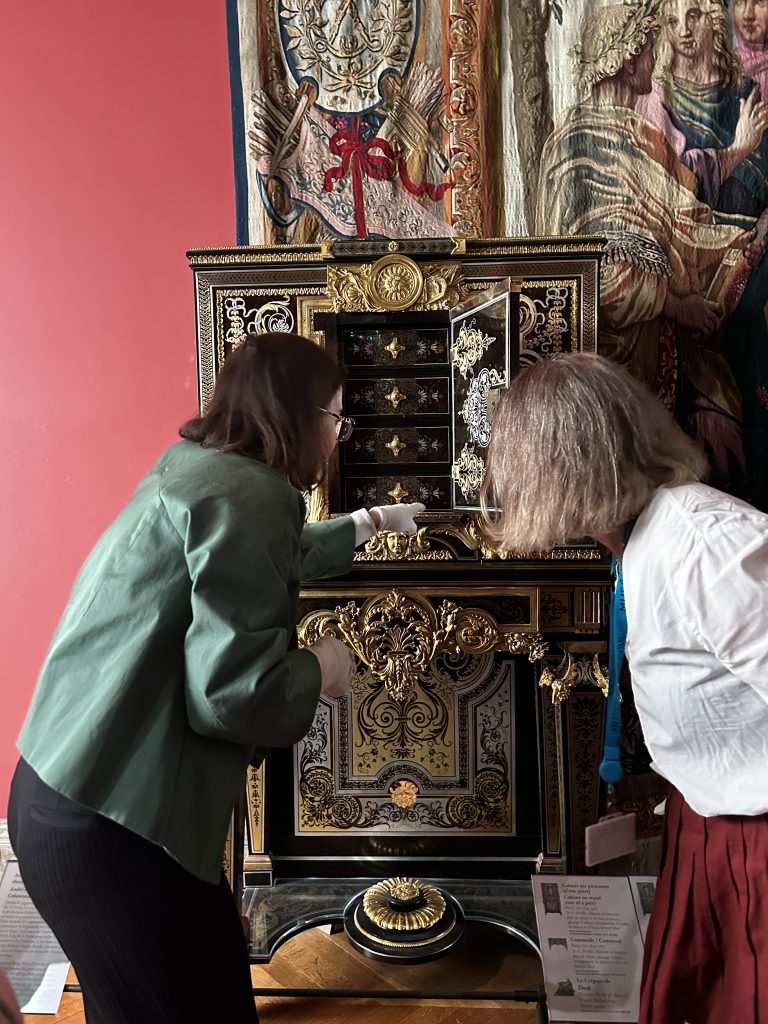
left=318, top=407, right=355, bottom=442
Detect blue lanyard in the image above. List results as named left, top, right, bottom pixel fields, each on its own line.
left=599, top=520, right=636, bottom=786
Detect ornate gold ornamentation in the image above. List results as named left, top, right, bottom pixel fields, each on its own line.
left=354, top=528, right=452, bottom=562
left=352, top=908, right=456, bottom=948
left=451, top=443, right=485, bottom=502
left=539, top=646, right=609, bottom=705
left=385, top=336, right=405, bottom=359
left=298, top=588, right=545, bottom=702
left=385, top=385, right=407, bottom=410
left=368, top=255, right=424, bottom=311
left=389, top=780, right=419, bottom=808
left=385, top=434, right=406, bottom=458
left=387, top=480, right=410, bottom=503
left=327, top=259, right=468, bottom=313
left=451, top=320, right=494, bottom=378
left=363, top=877, right=445, bottom=931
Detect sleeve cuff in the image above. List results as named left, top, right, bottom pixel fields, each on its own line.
left=350, top=508, right=378, bottom=547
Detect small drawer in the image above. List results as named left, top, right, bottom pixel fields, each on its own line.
left=343, top=427, right=450, bottom=465
left=345, top=377, right=450, bottom=416
left=340, top=329, right=448, bottom=367
left=343, top=475, right=452, bottom=511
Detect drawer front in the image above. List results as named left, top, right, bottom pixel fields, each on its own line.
left=345, top=377, right=450, bottom=417
left=343, top=427, right=451, bottom=466
left=344, top=475, right=452, bottom=510
left=341, top=328, right=449, bottom=367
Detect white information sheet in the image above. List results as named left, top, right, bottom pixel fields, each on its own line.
left=0, top=860, right=69, bottom=1014
left=532, top=874, right=655, bottom=1022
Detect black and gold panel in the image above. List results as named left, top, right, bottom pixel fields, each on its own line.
left=450, top=280, right=520, bottom=511
left=188, top=238, right=611, bottom=887
left=296, top=651, right=516, bottom=836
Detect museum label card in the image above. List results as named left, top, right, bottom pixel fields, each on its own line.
left=532, top=874, right=654, bottom=1022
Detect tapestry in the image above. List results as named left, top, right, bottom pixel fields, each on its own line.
left=227, top=0, right=768, bottom=510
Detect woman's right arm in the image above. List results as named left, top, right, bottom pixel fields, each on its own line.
left=163, top=489, right=323, bottom=748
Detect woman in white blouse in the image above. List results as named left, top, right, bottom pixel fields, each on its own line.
left=481, top=352, right=768, bottom=1024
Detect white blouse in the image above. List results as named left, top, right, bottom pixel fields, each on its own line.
left=623, top=482, right=768, bottom=816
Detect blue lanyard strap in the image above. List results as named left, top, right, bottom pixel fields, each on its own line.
left=599, top=520, right=636, bottom=786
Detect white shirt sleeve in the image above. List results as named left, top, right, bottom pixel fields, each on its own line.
left=349, top=507, right=378, bottom=547
left=678, top=512, right=768, bottom=702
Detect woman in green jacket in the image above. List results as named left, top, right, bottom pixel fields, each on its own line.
left=8, top=332, right=424, bottom=1024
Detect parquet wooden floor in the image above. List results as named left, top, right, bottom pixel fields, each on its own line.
left=24, top=922, right=544, bottom=1023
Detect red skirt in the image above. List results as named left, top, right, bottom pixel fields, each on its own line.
left=639, top=786, right=768, bottom=1024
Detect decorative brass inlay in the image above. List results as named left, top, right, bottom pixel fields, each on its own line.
left=390, top=780, right=419, bottom=808
left=385, top=385, right=407, bottom=410
left=363, top=877, right=445, bottom=931
left=327, top=259, right=468, bottom=313
left=451, top=321, right=494, bottom=379
left=387, top=481, right=409, bottom=503
left=298, top=588, right=545, bottom=702
left=385, top=336, right=405, bottom=360
left=385, top=434, right=406, bottom=459
left=451, top=443, right=486, bottom=502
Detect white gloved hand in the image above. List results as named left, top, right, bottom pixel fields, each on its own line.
left=308, top=635, right=357, bottom=699
left=370, top=502, right=426, bottom=534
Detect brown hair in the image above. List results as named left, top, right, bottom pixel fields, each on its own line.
left=180, top=332, right=344, bottom=490
left=480, top=352, right=708, bottom=553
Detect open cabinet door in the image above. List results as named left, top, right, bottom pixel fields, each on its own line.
left=450, top=278, right=521, bottom=511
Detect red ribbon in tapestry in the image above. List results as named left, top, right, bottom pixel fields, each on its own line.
left=323, top=116, right=451, bottom=239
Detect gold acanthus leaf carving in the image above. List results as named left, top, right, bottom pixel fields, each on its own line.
left=298, top=589, right=546, bottom=701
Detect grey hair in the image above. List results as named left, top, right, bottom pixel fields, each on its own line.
left=480, top=353, right=708, bottom=553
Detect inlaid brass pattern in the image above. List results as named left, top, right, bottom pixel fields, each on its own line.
left=389, top=780, right=419, bottom=808
left=327, top=258, right=469, bottom=313
left=363, top=877, right=445, bottom=931
left=298, top=588, right=545, bottom=702
left=385, top=434, right=406, bottom=458
left=451, top=443, right=486, bottom=502
left=450, top=321, right=495, bottom=379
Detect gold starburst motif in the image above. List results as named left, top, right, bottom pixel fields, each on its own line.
left=385, top=336, right=405, bottom=360
left=385, top=385, right=407, bottom=410
left=387, top=481, right=409, bottom=502
left=385, top=434, right=406, bottom=458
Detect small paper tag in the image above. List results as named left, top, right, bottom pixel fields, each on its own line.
left=584, top=812, right=636, bottom=867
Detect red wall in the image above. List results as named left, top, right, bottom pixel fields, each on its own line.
left=0, top=2, right=235, bottom=811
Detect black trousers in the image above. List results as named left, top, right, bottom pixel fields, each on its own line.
left=8, top=759, right=258, bottom=1024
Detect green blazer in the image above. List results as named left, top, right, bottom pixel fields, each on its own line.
left=17, top=440, right=355, bottom=883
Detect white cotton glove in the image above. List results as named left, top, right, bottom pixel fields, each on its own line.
left=371, top=502, right=426, bottom=534
left=308, top=635, right=356, bottom=698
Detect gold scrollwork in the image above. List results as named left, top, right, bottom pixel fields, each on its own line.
left=327, top=258, right=469, bottom=313
left=451, top=443, right=485, bottom=502
left=298, top=589, right=546, bottom=701
left=363, top=877, right=445, bottom=931
left=450, top=320, right=494, bottom=378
